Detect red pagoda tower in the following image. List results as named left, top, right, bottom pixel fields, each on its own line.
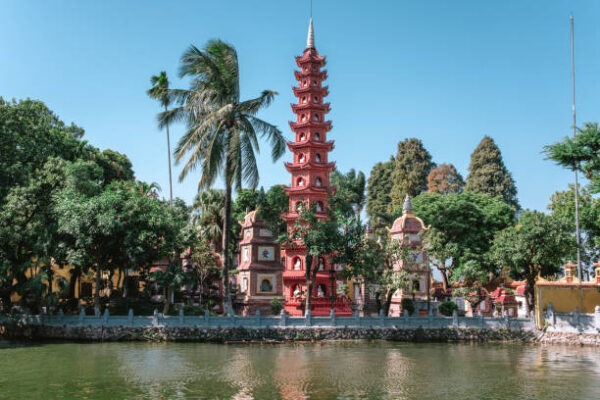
left=282, top=18, right=352, bottom=317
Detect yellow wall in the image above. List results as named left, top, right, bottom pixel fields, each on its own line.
left=535, top=284, right=600, bottom=328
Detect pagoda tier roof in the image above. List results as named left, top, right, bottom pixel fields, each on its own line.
left=284, top=161, right=335, bottom=173
left=284, top=185, right=332, bottom=196
left=295, top=49, right=326, bottom=67
left=293, top=85, right=328, bottom=97
left=283, top=270, right=335, bottom=280
left=291, top=102, right=330, bottom=113
left=287, top=140, right=334, bottom=151
left=289, top=120, right=332, bottom=131
left=294, top=70, right=327, bottom=81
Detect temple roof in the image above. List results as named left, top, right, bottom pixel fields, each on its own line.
left=389, top=196, right=426, bottom=234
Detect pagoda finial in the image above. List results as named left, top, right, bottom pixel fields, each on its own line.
left=306, top=18, right=315, bottom=49
left=403, top=195, right=413, bottom=214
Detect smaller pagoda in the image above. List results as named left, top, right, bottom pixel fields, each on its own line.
left=388, top=195, right=430, bottom=316
left=234, top=210, right=284, bottom=316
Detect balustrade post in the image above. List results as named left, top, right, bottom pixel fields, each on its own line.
left=179, top=308, right=184, bottom=324
left=595, top=306, right=600, bottom=332
left=546, top=303, right=555, bottom=327
left=573, top=307, right=580, bottom=330
left=94, top=306, right=101, bottom=318
left=452, top=309, right=458, bottom=329
left=256, top=309, right=261, bottom=327
left=79, top=308, right=85, bottom=324
left=478, top=309, right=483, bottom=328
left=354, top=310, right=360, bottom=326
left=330, top=309, right=336, bottom=326
left=280, top=309, right=287, bottom=327
left=128, top=309, right=134, bottom=325
left=153, top=309, right=159, bottom=327
left=103, top=308, right=109, bottom=324
left=57, top=309, right=64, bottom=323
left=305, top=309, right=312, bottom=326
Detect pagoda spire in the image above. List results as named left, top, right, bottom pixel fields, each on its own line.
left=306, top=18, right=315, bottom=49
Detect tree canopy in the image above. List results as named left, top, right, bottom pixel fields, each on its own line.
left=465, top=136, right=518, bottom=208
left=389, top=138, right=435, bottom=212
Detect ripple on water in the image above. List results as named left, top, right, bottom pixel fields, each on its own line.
left=0, top=342, right=599, bottom=399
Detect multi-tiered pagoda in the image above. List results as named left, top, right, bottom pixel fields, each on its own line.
left=282, top=18, right=352, bottom=316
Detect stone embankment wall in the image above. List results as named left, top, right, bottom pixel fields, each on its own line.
left=0, top=322, right=536, bottom=344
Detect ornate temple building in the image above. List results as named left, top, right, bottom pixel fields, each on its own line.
left=281, top=18, right=352, bottom=317
left=388, top=195, right=431, bottom=316
left=234, top=211, right=284, bottom=316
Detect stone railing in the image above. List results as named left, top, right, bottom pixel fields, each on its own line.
left=543, top=303, right=600, bottom=334
left=6, top=308, right=536, bottom=331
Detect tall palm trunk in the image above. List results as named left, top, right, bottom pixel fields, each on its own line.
left=164, top=104, right=174, bottom=205
left=304, top=255, right=315, bottom=315
left=222, top=164, right=233, bottom=314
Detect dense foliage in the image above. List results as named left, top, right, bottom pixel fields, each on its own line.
left=465, top=136, right=519, bottom=208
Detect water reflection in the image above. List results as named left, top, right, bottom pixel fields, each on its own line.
left=1, top=341, right=599, bottom=399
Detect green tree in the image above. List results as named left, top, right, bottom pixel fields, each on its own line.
left=330, top=169, right=366, bottom=216
left=544, top=122, right=600, bottom=191
left=147, top=71, right=174, bottom=204
left=0, top=98, right=84, bottom=204
left=191, top=189, right=225, bottom=250
left=366, top=158, right=394, bottom=236
left=547, top=186, right=600, bottom=279
left=259, top=185, right=288, bottom=237
left=339, top=219, right=415, bottom=315
left=282, top=205, right=343, bottom=314
left=490, top=211, right=575, bottom=313
left=411, top=192, right=515, bottom=291
left=427, top=163, right=464, bottom=194
left=465, top=136, right=518, bottom=208
left=389, top=138, right=435, bottom=213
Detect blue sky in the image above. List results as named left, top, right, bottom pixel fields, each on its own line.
left=1, top=1, right=599, bottom=212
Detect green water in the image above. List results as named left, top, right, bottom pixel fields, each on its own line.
left=1, top=341, right=599, bottom=399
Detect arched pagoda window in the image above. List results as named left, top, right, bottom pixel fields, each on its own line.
left=299, top=132, right=305, bottom=141
left=297, top=177, right=305, bottom=187
left=315, top=201, right=324, bottom=212
left=313, top=114, right=319, bottom=121
left=300, top=114, right=306, bottom=122
left=315, top=154, right=321, bottom=163
left=313, top=96, right=319, bottom=103
left=293, top=257, right=302, bottom=270
left=314, top=133, right=320, bottom=141
left=301, top=96, right=307, bottom=104
left=315, top=177, right=322, bottom=187
left=298, top=154, right=305, bottom=163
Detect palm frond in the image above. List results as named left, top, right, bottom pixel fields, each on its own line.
left=248, top=116, right=286, bottom=161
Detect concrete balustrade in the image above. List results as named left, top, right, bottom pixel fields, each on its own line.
left=4, top=309, right=540, bottom=331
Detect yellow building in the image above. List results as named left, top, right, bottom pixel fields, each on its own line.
left=535, top=263, right=600, bottom=328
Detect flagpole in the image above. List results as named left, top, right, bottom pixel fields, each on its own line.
left=570, top=14, right=582, bottom=284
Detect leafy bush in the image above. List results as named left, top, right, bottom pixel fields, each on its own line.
left=439, top=300, right=458, bottom=316
left=270, top=297, right=284, bottom=315
left=401, top=298, right=415, bottom=316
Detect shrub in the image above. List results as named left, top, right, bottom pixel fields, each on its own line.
left=439, top=300, right=458, bottom=316
left=270, top=297, right=284, bottom=315
left=401, top=298, right=415, bottom=316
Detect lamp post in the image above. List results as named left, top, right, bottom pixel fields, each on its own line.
left=329, top=266, right=336, bottom=311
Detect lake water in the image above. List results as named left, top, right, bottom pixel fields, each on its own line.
left=0, top=341, right=599, bottom=399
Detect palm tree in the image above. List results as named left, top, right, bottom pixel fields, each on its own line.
left=159, top=40, right=286, bottom=312
left=148, top=71, right=174, bottom=205
left=192, top=189, right=225, bottom=250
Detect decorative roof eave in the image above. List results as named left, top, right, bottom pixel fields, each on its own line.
left=284, top=185, right=332, bottom=195
left=292, top=85, right=328, bottom=97
left=289, top=120, right=332, bottom=131
left=291, top=102, right=330, bottom=113
left=284, top=162, right=335, bottom=173
left=295, top=52, right=326, bottom=67
left=287, top=140, right=334, bottom=151
left=294, top=70, right=327, bottom=81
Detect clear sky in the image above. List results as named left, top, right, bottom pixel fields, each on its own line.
left=1, top=1, right=599, bottom=211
